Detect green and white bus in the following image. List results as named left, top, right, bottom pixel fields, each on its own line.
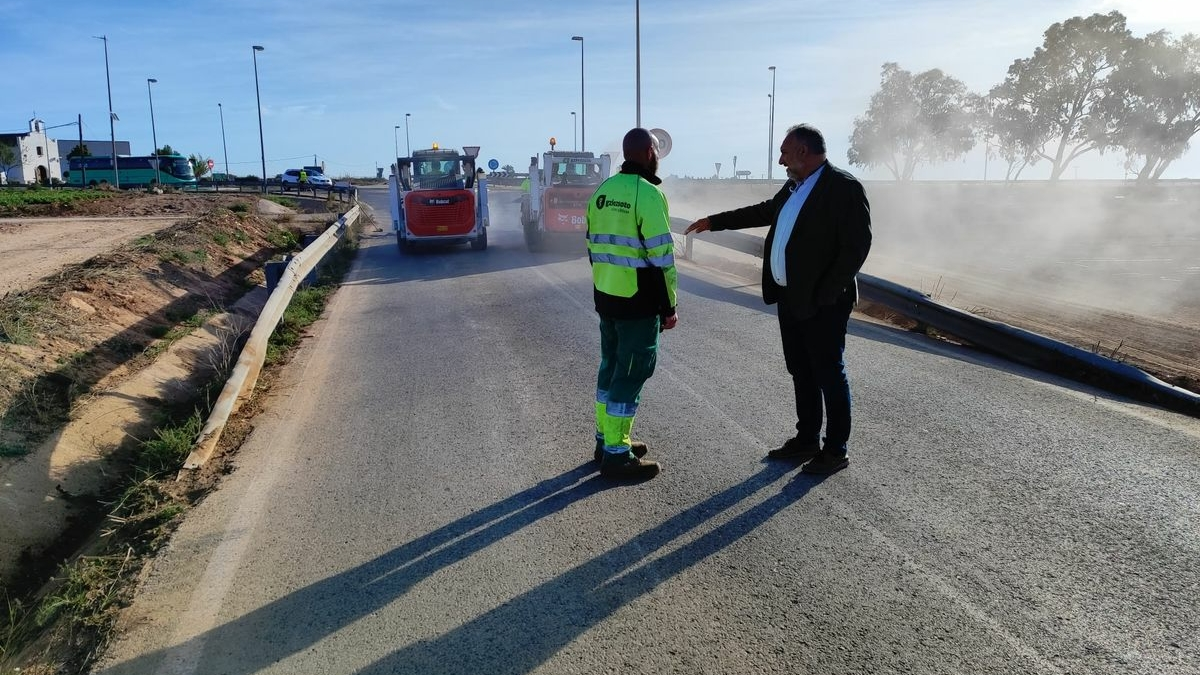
left=65, top=154, right=197, bottom=188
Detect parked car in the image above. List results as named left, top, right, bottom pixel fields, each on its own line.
left=280, top=169, right=333, bottom=186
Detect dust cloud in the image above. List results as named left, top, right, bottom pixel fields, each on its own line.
left=661, top=178, right=1200, bottom=331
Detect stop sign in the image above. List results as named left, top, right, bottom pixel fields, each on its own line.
left=206, top=159, right=214, bottom=169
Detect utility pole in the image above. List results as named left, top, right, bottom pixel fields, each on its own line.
left=94, top=35, right=119, bottom=189
left=635, top=0, right=641, bottom=128
left=78, top=113, right=85, bottom=186
left=767, top=66, right=777, bottom=181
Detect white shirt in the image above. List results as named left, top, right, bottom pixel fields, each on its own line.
left=769, top=164, right=825, bottom=286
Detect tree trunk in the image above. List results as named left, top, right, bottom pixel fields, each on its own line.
left=1151, top=159, right=1172, bottom=180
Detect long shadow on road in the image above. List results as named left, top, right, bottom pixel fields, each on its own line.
left=98, top=463, right=817, bottom=674
left=98, top=462, right=598, bottom=674
left=353, top=464, right=819, bottom=675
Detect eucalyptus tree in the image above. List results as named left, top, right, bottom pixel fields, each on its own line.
left=848, top=62, right=980, bottom=180
left=1099, top=30, right=1200, bottom=181
left=988, top=11, right=1133, bottom=180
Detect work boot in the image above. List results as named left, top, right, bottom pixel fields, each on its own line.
left=766, top=436, right=821, bottom=461
left=600, top=451, right=661, bottom=480
left=594, top=439, right=648, bottom=463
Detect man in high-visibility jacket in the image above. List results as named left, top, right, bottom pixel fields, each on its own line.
left=586, top=128, right=678, bottom=480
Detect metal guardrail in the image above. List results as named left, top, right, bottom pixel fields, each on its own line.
left=182, top=204, right=362, bottom=470
left=185, top=180, right=358, bottom=200
left=670, top=218, right=1200, bottom=418
left=858, top=274, right=1200, bottom=417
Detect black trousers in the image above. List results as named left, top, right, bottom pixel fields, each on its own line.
left=776, top=292, right=854, bottom=454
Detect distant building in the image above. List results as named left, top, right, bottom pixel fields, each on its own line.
left=55, top=138, right=131, bottom=161
left=0, top=119, right=63, bottom=184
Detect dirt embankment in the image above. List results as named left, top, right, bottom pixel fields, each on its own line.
left=0, top=191, right=338, bottom=588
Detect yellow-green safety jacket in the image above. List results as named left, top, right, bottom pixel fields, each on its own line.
left=586, top=162, right=677, bottom=320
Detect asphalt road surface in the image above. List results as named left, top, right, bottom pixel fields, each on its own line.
left=94, top=186, right=1200, bottom=675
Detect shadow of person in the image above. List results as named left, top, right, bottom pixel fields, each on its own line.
left=99, top=462, right=826, bottom=675
left=350, top=465, right=823, bottom=675
left=97, top=463, right=610, bottom=674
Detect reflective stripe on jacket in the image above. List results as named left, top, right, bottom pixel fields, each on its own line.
left=586, top=167, right=677, bottom=319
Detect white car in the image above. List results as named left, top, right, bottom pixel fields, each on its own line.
left=281, top=169, right=333, bottom=186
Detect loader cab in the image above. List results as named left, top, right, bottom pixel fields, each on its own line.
left=552, top=160, right=589, bottom=185
left=544, top=151, right=608, bottom=188
left=414, top=156, right=461, bottom=189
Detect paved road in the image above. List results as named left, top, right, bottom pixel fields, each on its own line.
left=94, top=186, right=1200, bottom=674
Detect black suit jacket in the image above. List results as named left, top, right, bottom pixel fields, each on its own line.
left=708, top=161, right=872, bottom=319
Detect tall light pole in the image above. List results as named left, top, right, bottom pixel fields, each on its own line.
left=93, top=35, right=119, bottom=189
left=571, top=111, right=577, bottom=151
left=218, top=103, right=230, bottom=180
left=572, top=36, right=585, bottom=152
left=404, top=112, right=412, bottom=155
left=768, top=65, right=777, bottom=181
left=252, top=45, right=266, bottom=193
left=146, top=78, right=160, bottom=186
left=393, top=125, right=401, bottom=164
left=635, top=0, right=641, bottom=127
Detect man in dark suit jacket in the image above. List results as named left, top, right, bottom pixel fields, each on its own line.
left=685, top=123, right=871, bottom=474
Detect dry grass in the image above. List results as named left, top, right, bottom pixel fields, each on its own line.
left=0, top=202, right=360, bottom=673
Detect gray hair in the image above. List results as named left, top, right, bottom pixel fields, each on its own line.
left=785, top=124, right=826, bottom=155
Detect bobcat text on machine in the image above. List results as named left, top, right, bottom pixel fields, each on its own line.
left=389, top=144, right=489, bottom=252
left=521, top=147, right=611, bottom=251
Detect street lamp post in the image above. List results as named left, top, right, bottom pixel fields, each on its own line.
left=572, top=36, right=585, bottom=152
left=147, top=78, right=160, bottom=186
left=393, top=125, right=401, bottom=165
left=571, top=111, right=577, bottom=151
left=252, top=45, right=266, bottom=193
left=636, top=0, right=641, bottom=127
left=404, top=113, right=412, bottom=155
left=93, top=35, right=119, bottom=189
left=768, top=65, right=776, bottom=181
left=218, top=103, right=230, bottom=181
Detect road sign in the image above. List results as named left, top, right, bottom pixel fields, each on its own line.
left=488, top=159, right=499, bottom=170
left=206, top=158, right=214, bottom=169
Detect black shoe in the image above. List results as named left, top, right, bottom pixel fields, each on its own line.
left=599, top=452, right=661, bottom=480
left=594, top=440, right=648, bottom=463
left=801, top=451, right=849, bottom=474
left=766, top=437, right=821, bottom=461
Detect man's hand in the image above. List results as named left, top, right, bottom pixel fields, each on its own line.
left=661, top=313, right=679, bottom=331
left=684, top=218, right=711, bottom=235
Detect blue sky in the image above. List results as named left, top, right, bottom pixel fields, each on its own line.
left=3, top=0, right=1198, bottom=180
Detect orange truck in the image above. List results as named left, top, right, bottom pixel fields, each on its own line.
left=521, top=150, right=611, bottom=251
left=389, top=145, right=489, bottom=252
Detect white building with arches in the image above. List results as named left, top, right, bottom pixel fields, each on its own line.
left=0, top=119, right=62, bottom=185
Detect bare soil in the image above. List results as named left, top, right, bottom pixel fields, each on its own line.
left=0, top=191, right=340, bottom=591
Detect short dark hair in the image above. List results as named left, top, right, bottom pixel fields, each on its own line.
left=622, top=127, right=655, bottom=158
left=785, top=124, right=826, bottom=155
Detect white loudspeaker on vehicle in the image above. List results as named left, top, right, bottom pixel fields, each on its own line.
left=649, top=128, right=672, bottom=158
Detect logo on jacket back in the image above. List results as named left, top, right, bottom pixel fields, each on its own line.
left=595, top=194, right=631, bottom=210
